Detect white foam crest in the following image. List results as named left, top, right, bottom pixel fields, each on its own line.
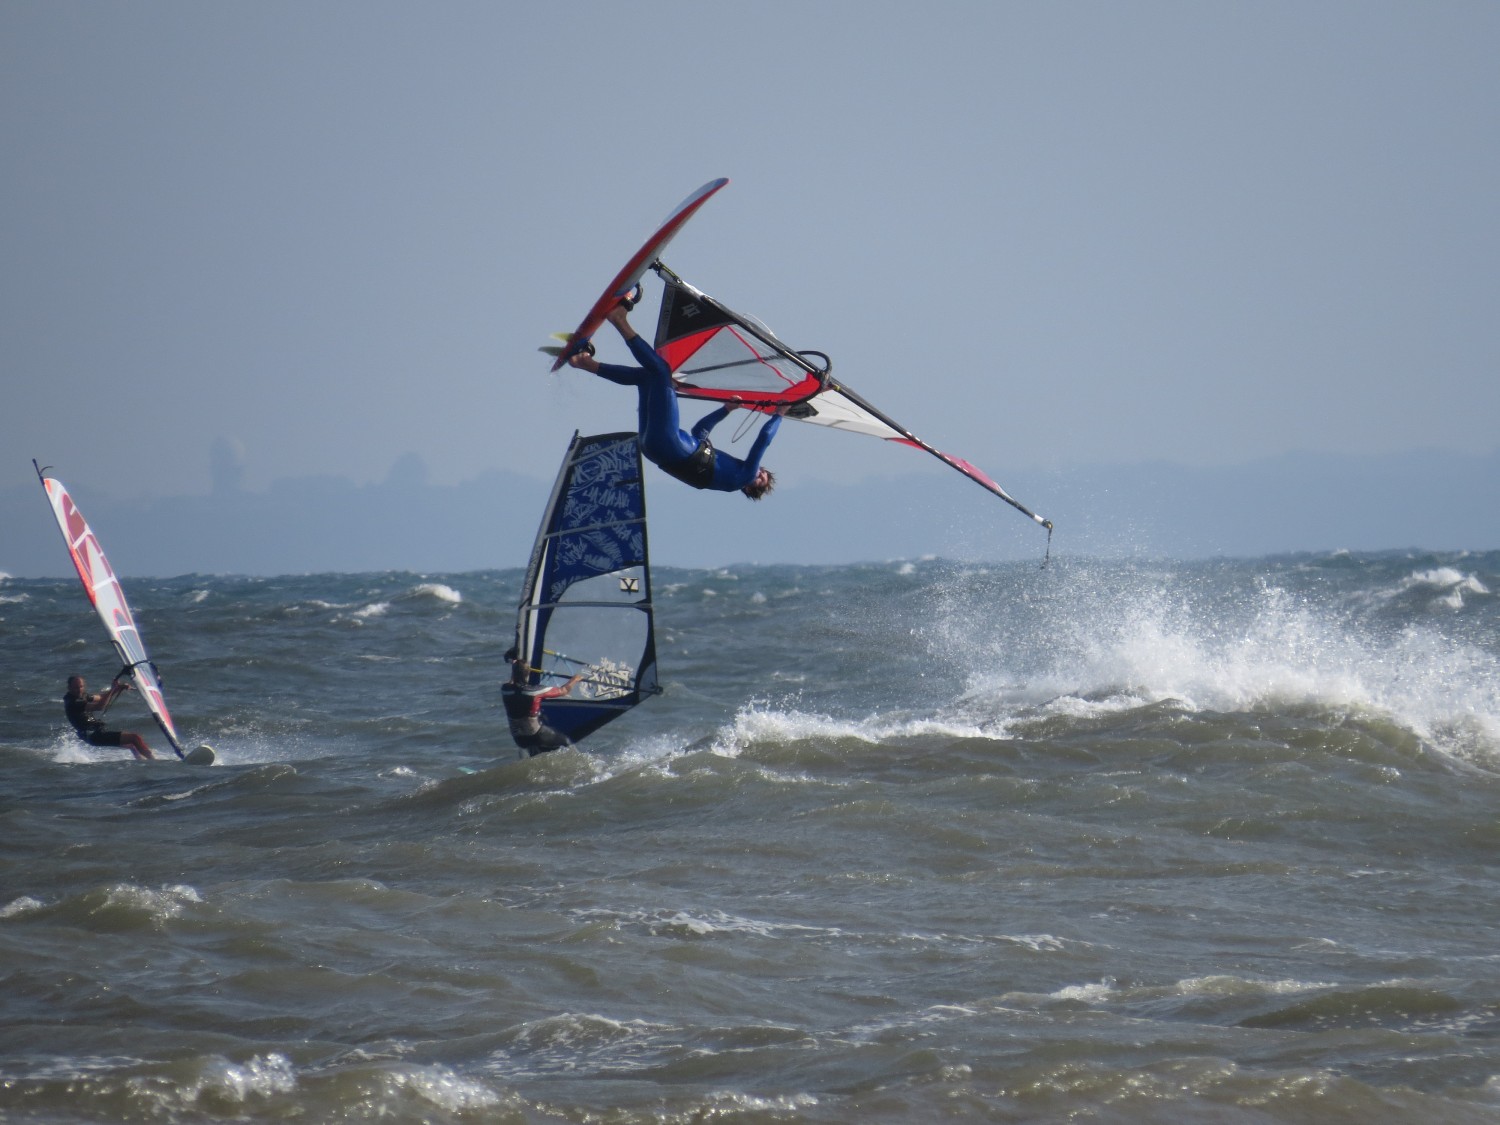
left=1, top=895, right=45, bottom=918
left=698, top=1091, right=820, bottom=1114
left=1402, top=566, right=1490, bottom=596
left=487, top=1013, right=673, bottom=1078
left=846, top=1001, right=988, bottom=1040
left=1036, top=974, right=1338, bottom=1009
left=710, top=911, right=835, bottom=937
left=406, top=582, right=462, bottom=604
left=379, top=1064, right=499, bottom=1112
left=888, top=929, right=1083, bottom=954
left=1049, top=980, right=1117, bottom=1004
left=117, top=1052, right=298, bottom=1116
left=352, top=601, right=389, bottom=619
left=12, top=1054, right=143, bottom=1082
left=48, top=736, right=108, bottom=764
left=159, top=783, right=217, bottom=801
left=96, top=882, right=203, bottom=921
left=958, top=574, right=1500, bottom=758
left=1000, top=933, right=1075, bottom=953
left=577, top=732, right=694, bottom=781
left=1171, top=974, right=1336, bottom=999
left=0, top=592, right=29, bottom=604
left=198, top=1052, right=298, bottom=1101
left=582, top=906, right=843, bottom=940
left=723, top=704, right=990, bottom=752
left=187, top=589, right=209, bottom=604
left=278, top=597, right=359, bottom=620
left=1351, top=566, right=1495, bottom=612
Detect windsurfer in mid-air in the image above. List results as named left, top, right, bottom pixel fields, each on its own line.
left=62, top=675, right=154, bottom=760
left=569, top=304, right=783, bottom=499
left=502, top=648, right=584, bottom=757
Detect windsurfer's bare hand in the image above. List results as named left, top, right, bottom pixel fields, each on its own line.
left=568, top=349, right=601, bottom=374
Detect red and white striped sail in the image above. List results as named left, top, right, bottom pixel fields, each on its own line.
left=35, top=464, right=187, bottom=756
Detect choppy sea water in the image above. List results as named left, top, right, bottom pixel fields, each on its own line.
left=3, top=551, right=1500, bottom=1123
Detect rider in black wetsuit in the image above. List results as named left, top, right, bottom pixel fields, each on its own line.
left=63, top=674, right=154, bottom=760
left=501, top=649, right=583, bottom=757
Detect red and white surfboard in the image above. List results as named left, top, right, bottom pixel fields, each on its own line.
left=548, top=177, right=729, bottom=372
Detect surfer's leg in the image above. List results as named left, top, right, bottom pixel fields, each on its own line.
left=525, top=727, right=574, bottom=756
left=589, top=362, right=681, bottom=458
left=121, top=731, right=154, bottom=760
left=624, top=336, right=698, bottom=463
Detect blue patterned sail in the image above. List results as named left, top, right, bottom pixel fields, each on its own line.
left=512, top=432, right=658, bottom=743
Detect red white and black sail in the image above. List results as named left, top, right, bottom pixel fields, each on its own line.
left=651, top=264, right=1052, bottom=533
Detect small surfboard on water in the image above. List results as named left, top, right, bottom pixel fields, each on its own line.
left=185, top=745, right=216, bottom=766
left=548, top=177, right=729, bottom=372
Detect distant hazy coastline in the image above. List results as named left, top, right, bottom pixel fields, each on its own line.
left=5, top=447, right=1497, bottom=577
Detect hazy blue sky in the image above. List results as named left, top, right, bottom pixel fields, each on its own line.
left=5, top=2, right=1498, bottom=511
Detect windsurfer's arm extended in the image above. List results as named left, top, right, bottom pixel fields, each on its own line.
left=692, top=408, right=782, bottom=491
left=691, top=405, right=782, bottom=443
left=536, top=674, right=584, bottom=702
left=741, top=412, right=782, bottom=473
left=691, top=406, right=734, bottom=443
left=88, top=680, right=129, bottom=712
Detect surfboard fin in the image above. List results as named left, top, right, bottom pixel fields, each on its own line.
left=539, top=334, right=595, bottom=359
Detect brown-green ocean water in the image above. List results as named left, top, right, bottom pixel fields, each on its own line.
left=4, top=552, right=1500, bottom=1123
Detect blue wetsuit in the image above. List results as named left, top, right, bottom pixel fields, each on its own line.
left=595, top=334, right=781, bottom=492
